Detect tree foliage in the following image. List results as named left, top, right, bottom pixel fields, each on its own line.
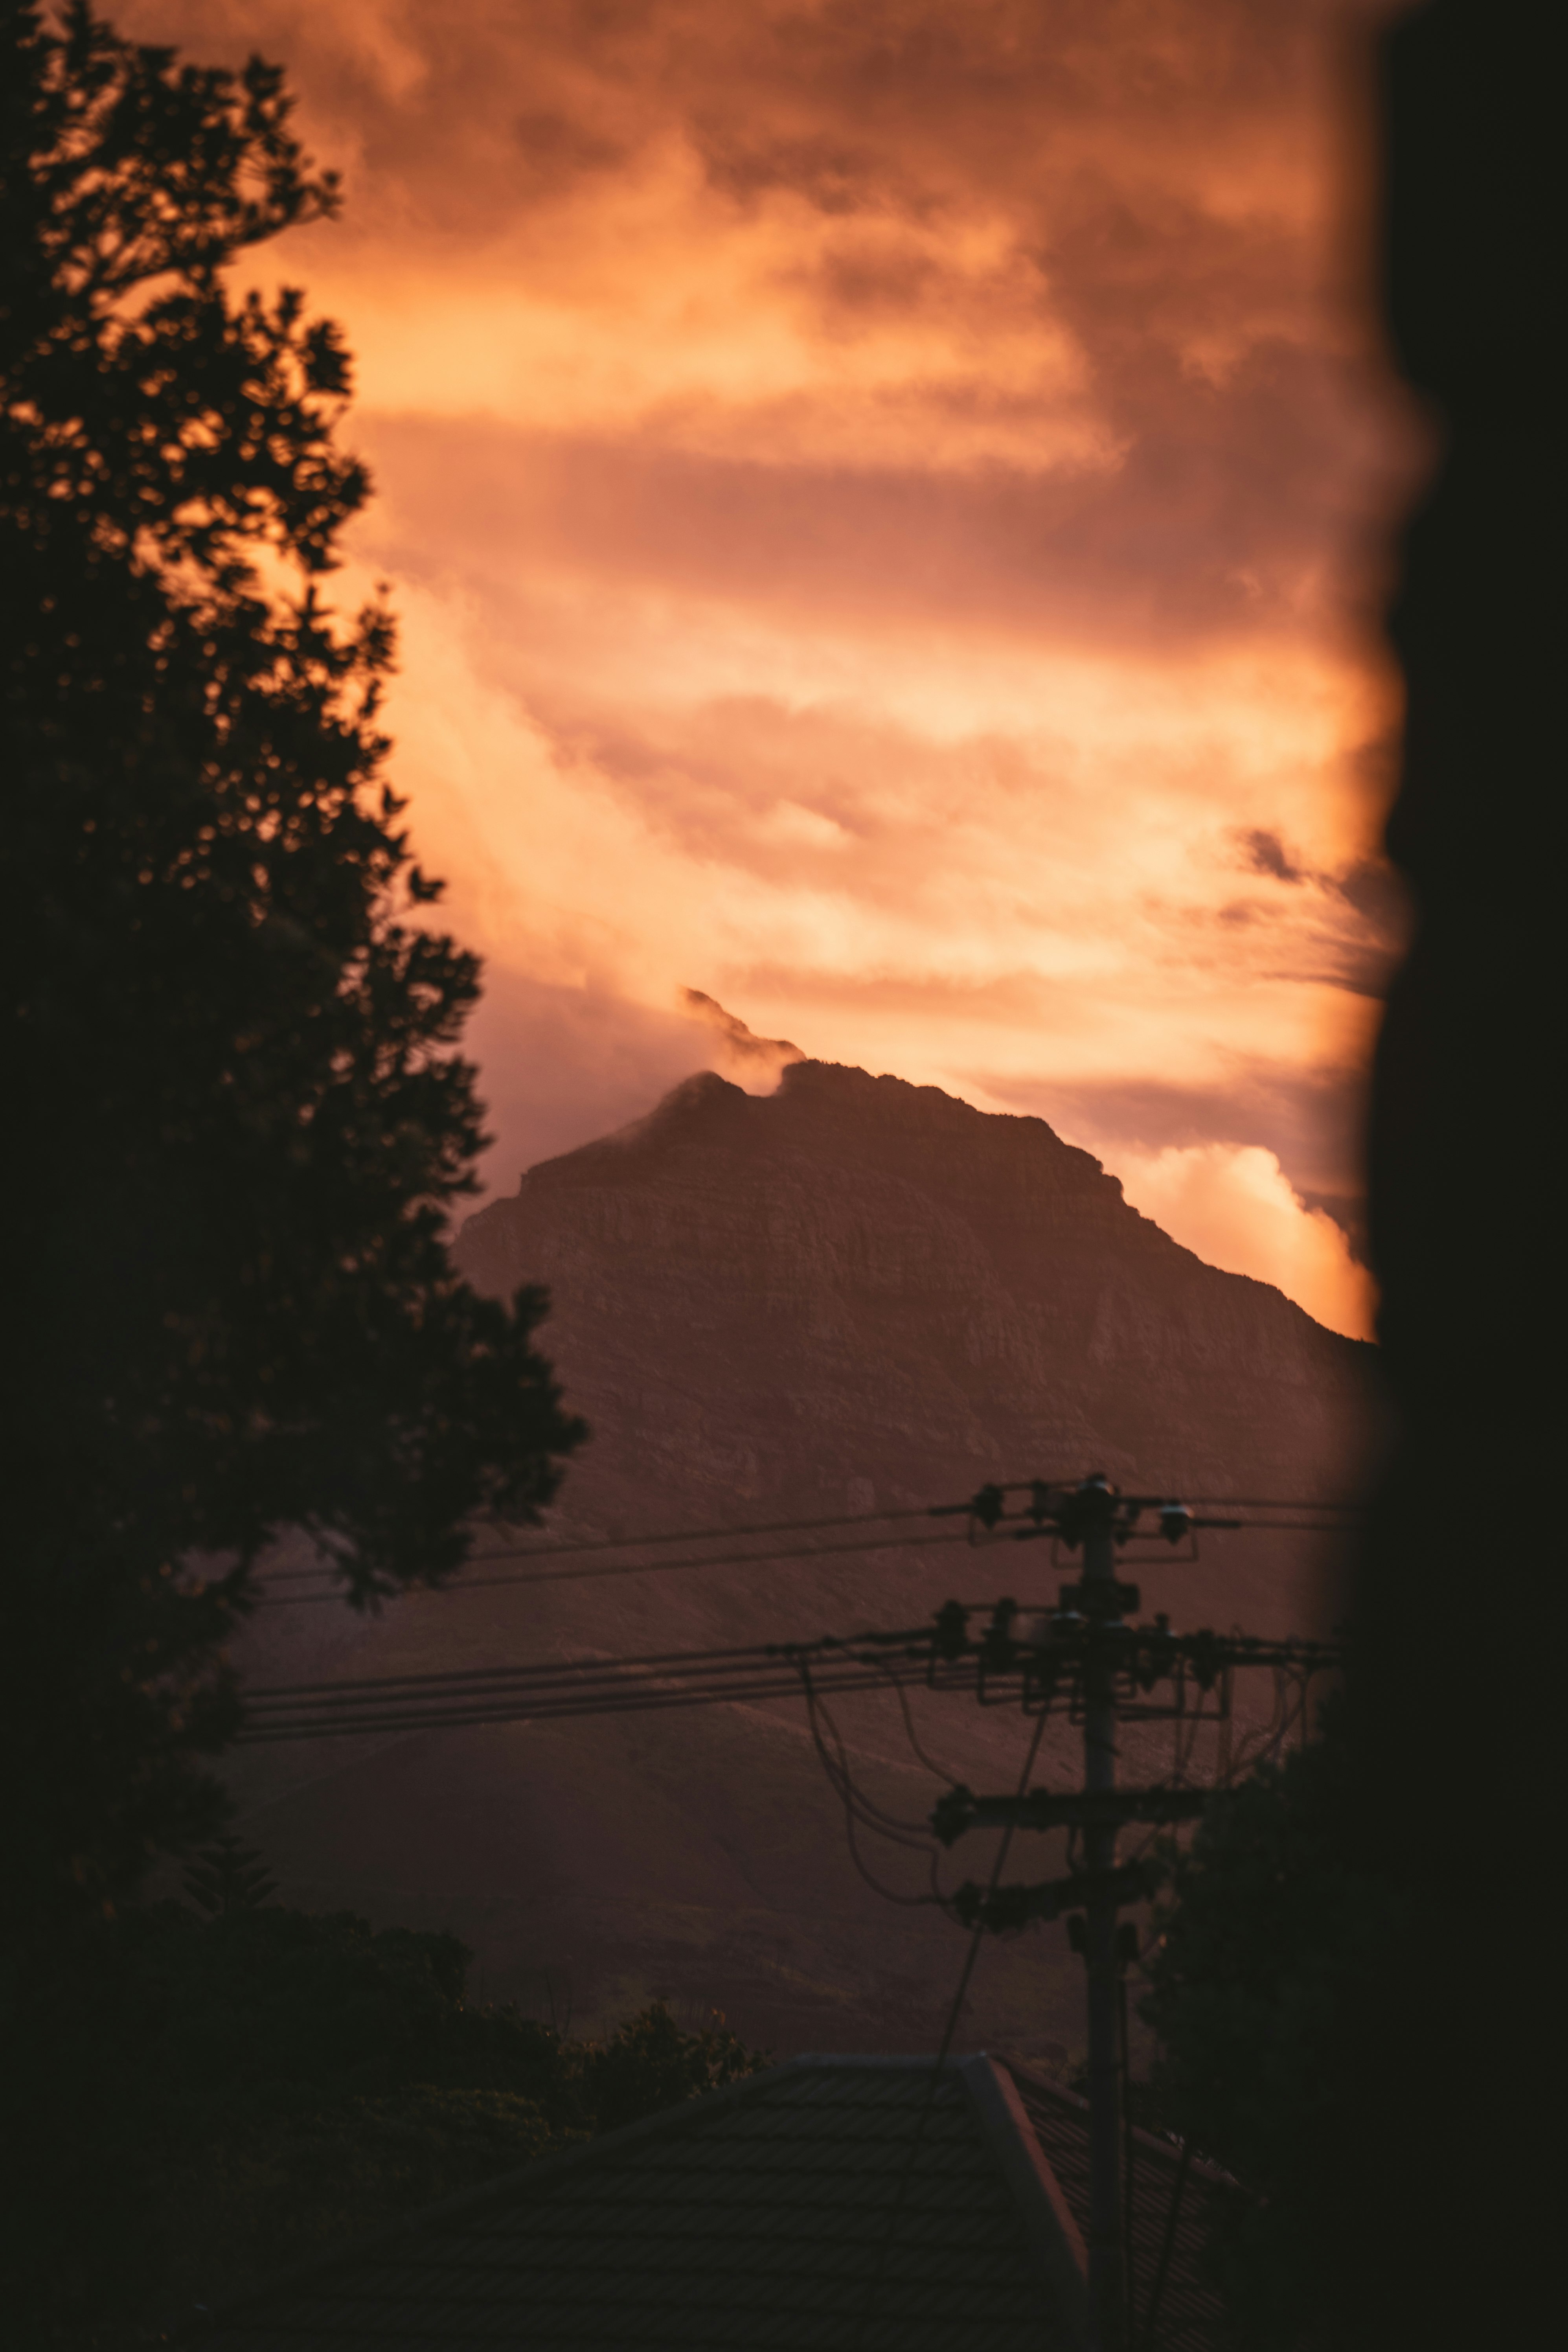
left=0, top=0, right=584, bottom=1936
left=1138, top=1699, right=1404, bottom=2348
left=181, top=1832, right=277, bottom=1916
left=6, top=1896, right=767, bottom=2342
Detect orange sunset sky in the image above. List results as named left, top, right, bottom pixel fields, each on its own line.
left=121, top=0, right=1427, bottom=1338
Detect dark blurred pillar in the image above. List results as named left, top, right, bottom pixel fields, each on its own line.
left=1356, top=1, right=1559, bottom=2340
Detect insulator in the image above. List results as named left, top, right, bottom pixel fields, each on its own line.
left=971, top=1483, right=1006, bottom=1529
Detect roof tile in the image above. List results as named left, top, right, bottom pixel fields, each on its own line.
left=189, top=2056, right=1250, bottom=2348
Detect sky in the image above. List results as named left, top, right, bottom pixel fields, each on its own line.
left=119, top=0, right=1426, bottom=1338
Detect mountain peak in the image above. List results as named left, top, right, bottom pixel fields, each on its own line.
left=524, top=1059, right=1121, bottom=1221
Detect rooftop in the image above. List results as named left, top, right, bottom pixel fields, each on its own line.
left=1011, top=2068, right=1238, bottom=2352
left=189, top=2054, right=1239, bottom=2350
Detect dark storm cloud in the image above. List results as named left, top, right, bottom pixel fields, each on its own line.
left=1240, top=828, right=1308, bottom=880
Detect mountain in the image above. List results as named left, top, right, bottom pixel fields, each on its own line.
left=458, top=1061, right=1374, bottom=1517
left=224, top=1062, right=1383, bottom=2063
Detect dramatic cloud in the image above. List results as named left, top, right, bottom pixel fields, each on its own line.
left=682, top=991, right=805, bottom=1079
left=116, top=0, right=1422, bottom=1328
left=1113, top=1142, right=1375, bottom=1338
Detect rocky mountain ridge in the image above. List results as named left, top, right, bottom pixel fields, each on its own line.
left=457, top=1059, right=1375, bottom=1518
left=226, top=1060, right=1382, bottom=2058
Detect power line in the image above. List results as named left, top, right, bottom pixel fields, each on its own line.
left=251, top=1488, right=1366, bottom=1600
left=254, top=1501, right=947, bottom=1589
left=237, top=1666, right=923, bottom=1742
left=1166, top=1496, right=1364, bottom=1511
left=242, top=1616, right=1340, bottom=1712
left=233, top=1611, right=1340, bottom=1744
left=253, top=1512, right=1358, bottom=1611
left=252, top=1527, right=978, bottom=1608
left=798, top=1675, right=945, bottom=1907
left=244, top=1635, right=805, bottom=1701
left=235, top=1627, right=947, bottom=1740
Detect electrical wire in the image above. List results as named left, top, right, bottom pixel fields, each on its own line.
left=958, top=1483, right=1365, bottom=1510
left=1117, top=1652, right=1335, bottom=1900
left=242, top=1664, right=901, bottom=1729
left=235, top=1616, right=1342, bottom=1741
left=237, top=1672, right=899, bottom=1741
left=253, top=1527, right=978, bottom=1607
left=252, top=1510, right=1355, bottom=1610
left=248, top=1488, right=1366, bottom=1602
left=815, top=1702, right=942, bottom=1847
left=254, top=1501, right=947, bottom=1588
left=1181, top=1520, right=1358, bottom=1535
left=237, top=1576, right=1346, bottom=1747
left=1176, top=1495, right=1364, bottom=1511
left=798, top=1671, right=943, bottom=1909
left=235, top=1632, right=971, bottom=1741
left=881, top=1665, right=967, bottom=1791
left=801, top=1677, right=941, bottom=1845
left=238, top=1679, right=892, bottom=1741
left=244, top=1635, right=847, bottom=1702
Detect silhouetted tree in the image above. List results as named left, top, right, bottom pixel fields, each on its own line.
left=182, top=1833, right=278, bottom=1916
left=0, top=0, right=585, bottom=1942
left=1139, top=1699, right=1403, bottom=2348
left=5, top=1899, right=765, bottom=2337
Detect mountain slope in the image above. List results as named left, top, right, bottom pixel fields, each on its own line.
left=458, top=1060, right=1375, bottom=1514
left=226, top=1062, right=1382, bottom=2059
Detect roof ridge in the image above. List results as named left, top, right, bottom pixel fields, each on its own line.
left=1001, top=2058, right=1249, bottom=2193
left=957, top=2053, right=1091, bottom=2343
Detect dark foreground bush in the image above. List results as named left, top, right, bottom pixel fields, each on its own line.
left=1139, top=1696, right=1404, bottom=2348
left=154, top=2085, right=559, bottom=2321
left=2, top=1901, right=767, bottom=2346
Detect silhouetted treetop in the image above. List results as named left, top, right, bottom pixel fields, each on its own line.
left=3, top=0, right=357, bottom=580
left=0, top=0, right=585, bottom=1937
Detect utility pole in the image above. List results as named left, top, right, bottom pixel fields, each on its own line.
left=241, top=1467, right=1346, bottom=2352
left=1079, top=1474, right=1127, bottom=2352
left=920, top=1472, right=1342, bottom=2352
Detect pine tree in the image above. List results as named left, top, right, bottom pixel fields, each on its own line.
left=181, top=1834, right=278, bottom=1917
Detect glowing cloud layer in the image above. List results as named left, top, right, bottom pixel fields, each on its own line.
left=119, top=0, right=1423, bottom=1337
